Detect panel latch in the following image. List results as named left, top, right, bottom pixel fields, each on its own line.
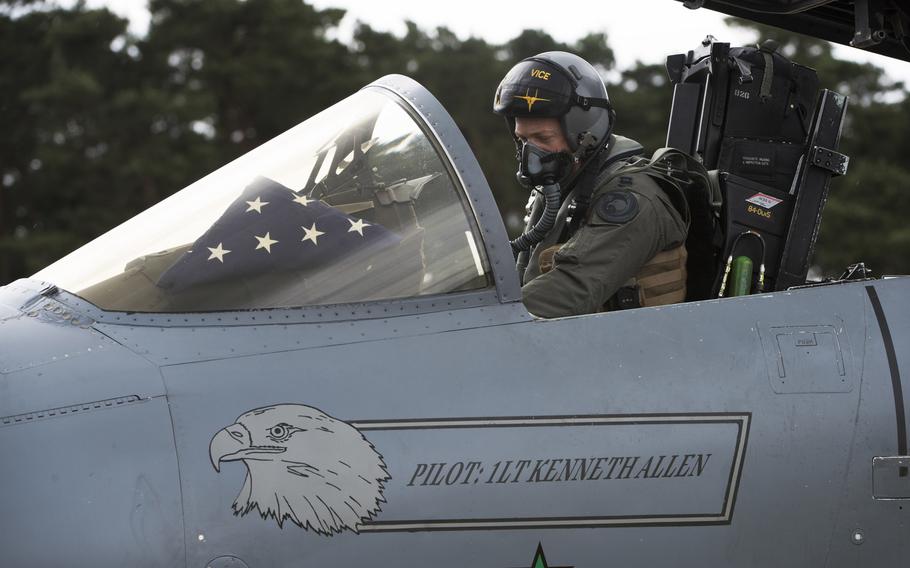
left=873, top=456, right=910, bottom=499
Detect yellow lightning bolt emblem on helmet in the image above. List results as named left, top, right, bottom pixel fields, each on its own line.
left=514, top=88, right=550, bottom=112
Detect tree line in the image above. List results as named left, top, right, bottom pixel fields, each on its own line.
left=1, top=0, right=908, bottom=286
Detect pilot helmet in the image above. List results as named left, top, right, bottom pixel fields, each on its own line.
left=493, top=51, right=615, bottom=158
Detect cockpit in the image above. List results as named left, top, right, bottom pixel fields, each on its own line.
left=34, top=31, right=854, bottom=318
left=35, top=86, right=493, bottom=313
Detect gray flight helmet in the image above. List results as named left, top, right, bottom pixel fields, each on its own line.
left=493, top=50, right=615, bottom=158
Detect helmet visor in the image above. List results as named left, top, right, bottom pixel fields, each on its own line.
left=493, top=60, right=574, bottom=118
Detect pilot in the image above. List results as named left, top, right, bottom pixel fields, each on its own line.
left=493, top=51, right=690, bottom=318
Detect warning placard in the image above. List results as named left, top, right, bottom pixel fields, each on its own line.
left=745, top=192, right=783, bottom=209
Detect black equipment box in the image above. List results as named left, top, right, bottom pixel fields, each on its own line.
left=666, top=37, right=848, bottom=295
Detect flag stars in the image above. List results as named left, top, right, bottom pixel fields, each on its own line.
left=254, top=232, right=278, bottom=253
left=206, top=243, right=231, bottom=263
left=292, top=194, right=314, bottom=207
left=347, top=218, right=370, bottom=236
left=301, top=223, right=325, bottom=246
left=245, top=196, right=269, bottom=213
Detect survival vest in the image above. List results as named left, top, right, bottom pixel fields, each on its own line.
left=561, top=146, right=722, bottom=306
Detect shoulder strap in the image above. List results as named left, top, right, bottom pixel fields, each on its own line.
left=590, top=147, right=696, bottom=228
left=636, top=147, right=723, bottom=225
left=565, top=143, right=644, bottom=235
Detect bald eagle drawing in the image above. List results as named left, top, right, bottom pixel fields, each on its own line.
left=209, top=404, right=390, bottom=535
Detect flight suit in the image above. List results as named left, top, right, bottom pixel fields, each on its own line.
left=521, top=141, right=689, bottom=318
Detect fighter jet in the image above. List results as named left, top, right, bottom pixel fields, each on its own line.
left=1, top=1, right=907, bottom=566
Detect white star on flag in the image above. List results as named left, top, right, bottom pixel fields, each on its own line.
left=347, top=218, right=370, bottom=236
left=245, top=197, right=269, bottom=213
left=292, top=194, right=314, bottom=207
left=254, top=232, right=278, bottom=253
left=206, top=243, right=231, bottom=263
left=301, top=223, right=325, bottom=246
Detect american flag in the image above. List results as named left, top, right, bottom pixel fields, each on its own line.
left=157, top=176, right=399, bottom=292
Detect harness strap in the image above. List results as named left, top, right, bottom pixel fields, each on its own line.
left=565, top=142, right=645, bottom=235
left=760, top=51, right=774, bottom=99
left=598, top=148, right=699, bottom=229
left=759, top=39, right=780, bottom=101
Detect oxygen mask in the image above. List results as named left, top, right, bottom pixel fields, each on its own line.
left=510, top=141, right=567, bottom=256
left=516, top=141, right=573, bottom=188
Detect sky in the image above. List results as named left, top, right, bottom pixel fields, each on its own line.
left=83, top=0, right=910, bottom=86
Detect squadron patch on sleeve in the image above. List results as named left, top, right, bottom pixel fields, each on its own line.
left=595, top=190, right=640, bottom=224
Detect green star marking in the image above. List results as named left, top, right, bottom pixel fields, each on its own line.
left=525, top=543, right=572, bottom=568
left=532, top=543, right=549, bottom=568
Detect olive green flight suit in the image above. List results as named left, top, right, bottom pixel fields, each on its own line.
left=522, top=137, right=688, bottom=318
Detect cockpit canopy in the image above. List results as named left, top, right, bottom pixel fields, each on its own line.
left=34, top=87, right=492, bottom=312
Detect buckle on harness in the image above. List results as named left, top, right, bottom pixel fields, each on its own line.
left=565, top=200, right=578, bottom=226
left=614, top=286, right=641, bottom=310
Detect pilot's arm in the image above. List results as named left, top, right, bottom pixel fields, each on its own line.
left=521, top=175, right=686, bottom=318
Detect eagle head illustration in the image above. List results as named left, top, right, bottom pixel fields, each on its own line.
left=209, top=404, right=390, bottom=534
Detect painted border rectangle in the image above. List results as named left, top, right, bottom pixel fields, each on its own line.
left=350, top=412, right=751, bottom=531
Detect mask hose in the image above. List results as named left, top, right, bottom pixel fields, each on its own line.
left=510, top=182, right=561, bottom=256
